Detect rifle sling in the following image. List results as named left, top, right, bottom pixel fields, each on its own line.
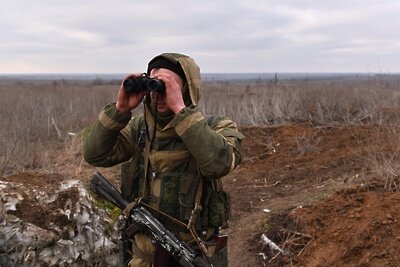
left=140, top=201, right=187, bottom=229
left=188, top=175, right=211, bottom=258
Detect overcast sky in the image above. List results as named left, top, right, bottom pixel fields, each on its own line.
left=1, top=0, right=399, bottom=73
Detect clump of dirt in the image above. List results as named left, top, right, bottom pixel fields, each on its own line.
left=8, top=187, right=79, bottom=230
left=4, top=172, right=79, bottom=230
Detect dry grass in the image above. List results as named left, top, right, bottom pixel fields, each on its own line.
left=1, top=75, right=400, bottom=180
left=200, top=75, right=400, bottom=126
left=0, top=79, right=117, bottom=175
left=362, top=125, right=400, bottom=191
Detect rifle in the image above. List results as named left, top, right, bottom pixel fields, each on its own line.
left=90, top=172, right=212, bottom=267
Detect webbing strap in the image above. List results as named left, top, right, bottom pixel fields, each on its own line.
left=187, top=173, right=203, bottom=229
left=141, top=105, right=155, bottom=199
left=125, top=144, right=142, bottom=199
left=188, top=174, right=211, bottom=258
left=142, top=138, right=151, bottom=199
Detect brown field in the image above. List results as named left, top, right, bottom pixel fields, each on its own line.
left=1, top=75, right=400, bottom=266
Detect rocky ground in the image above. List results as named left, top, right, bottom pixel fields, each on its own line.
left=1, top=123, right=400, bottom=266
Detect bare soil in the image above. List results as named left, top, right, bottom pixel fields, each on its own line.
left=3, top=123, right=400, bottom=266
left=4, top=172, right=80, bottom=230
left=225, top=124, right=400, bottom=267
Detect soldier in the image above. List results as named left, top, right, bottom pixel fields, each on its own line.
left=84, top=53, right=244, bottom=267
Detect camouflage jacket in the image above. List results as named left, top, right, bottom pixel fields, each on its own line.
left=83, top=53, right=244, bottom=230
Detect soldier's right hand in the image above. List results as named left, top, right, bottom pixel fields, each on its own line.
left=116, top=73, right=147, bottom=113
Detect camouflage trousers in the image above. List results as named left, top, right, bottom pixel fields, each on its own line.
left=126, top=233, right=228, bottom=267
left=127, top=233, right=155, bottom=267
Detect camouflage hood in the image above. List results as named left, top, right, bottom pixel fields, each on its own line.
left=147, top=52, right=201, bottom=106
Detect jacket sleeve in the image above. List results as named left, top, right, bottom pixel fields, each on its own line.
left=83, top=102, right=136, bottom=167
left=169, top=105, right=244, bottom=179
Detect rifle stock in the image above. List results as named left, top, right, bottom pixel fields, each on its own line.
left=90, top=172, right=211, bottom=267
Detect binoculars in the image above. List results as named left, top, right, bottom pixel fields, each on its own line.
left=123, top=74, right=165, bottom=94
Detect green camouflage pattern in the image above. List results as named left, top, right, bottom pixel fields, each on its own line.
left=84, top=53, right=244, bottom=230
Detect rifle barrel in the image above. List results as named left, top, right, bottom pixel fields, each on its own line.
left=90, top=171, right=129, bottom=209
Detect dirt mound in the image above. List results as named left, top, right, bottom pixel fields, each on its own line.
left=225, top=123, right=400, bottom=266
left=292, top=183, right=400, bottom=266
left=257, top=182, right=400, bottom=266
left=2, top=172, right=67, bottom=187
